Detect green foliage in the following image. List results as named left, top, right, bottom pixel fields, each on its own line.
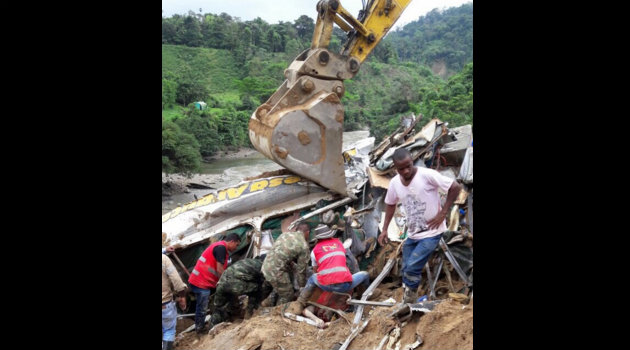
left=285, top=39, right=302, bottom=59
left=162, top=119, right=202, bottom=175
left=161, top=5, right=473, bottom=169
left=162, top=105, right=186, bottom=121
left=162, top=79, right=178, bottom=109
left=384, top=3, right=472, bottom=76
left=419, top=62, right=473, bottom=127
left=174, top=108, right=221, bottom=156
left=294, top=15, right=315, bottom=44
left=176, top=79, right=208, bottom=106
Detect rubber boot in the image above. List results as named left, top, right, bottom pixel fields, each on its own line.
left=403, top=284, right=418, bottom=303
left=287, top=286, right=314, bottom=315
left=260, top=291, right=277, bottom=307
left=162, top=340, right=174, bottom=350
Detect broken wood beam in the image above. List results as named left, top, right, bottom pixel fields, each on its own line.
left=429, top=256, right=444, bottom=300
left=346, top=299, right=396, bottom=307
left=338, top=318, right=370, bottom=350
left=171, top=251, right=191, bottom=277
left=385, top=326, right=401, bottom=350
left=352, top=258, right=396, bottom=326
left=444, top=262, right=456, bottom=293
left=424, top=259, right=433, bottom=299
left=375, top=332, right=390, bottom=350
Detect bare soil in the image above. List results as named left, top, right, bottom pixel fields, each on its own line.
left=173, top=289, right=472, bottom=350
left=171, top=239, right=473, bottom=350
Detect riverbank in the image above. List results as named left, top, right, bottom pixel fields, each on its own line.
left=162, top=131, right=372, bottom=214
left=205, top=146, right=259, bottom=161
left=162, top=147, right=279, bottom=214
left=163, top=147, right=261, bottom=195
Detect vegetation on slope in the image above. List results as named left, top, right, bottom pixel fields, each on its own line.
left=161, top=4, right=473, bottom=175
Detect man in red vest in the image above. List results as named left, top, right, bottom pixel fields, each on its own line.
left=188, top=233, right=241, bottom=334
left=291, top=224, right=370, bottom=314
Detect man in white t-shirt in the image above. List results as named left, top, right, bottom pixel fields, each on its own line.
left=378, top=148, right=461, bottom=303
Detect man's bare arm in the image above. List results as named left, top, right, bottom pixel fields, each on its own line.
left=427, top=181, right=462, bottom=230
left=378, top=204, right=396, bottom=246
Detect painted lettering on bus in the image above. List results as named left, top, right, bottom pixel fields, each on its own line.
left=268, top=177, right=283, bottom=187
left=162, top=175, right=303, bottom=222
left=250, top=180, right=269, bottom=192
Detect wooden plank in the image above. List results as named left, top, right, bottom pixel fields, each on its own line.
left=352, top=258, right=396, bottom=326
left=367, top=167, right=392, bottom=189
left=338, top=318, right=370, bottom=350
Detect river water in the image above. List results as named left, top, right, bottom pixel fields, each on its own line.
left=197, top=152, right=277, bottom=174
left=162, top=130, right=371, bottom=214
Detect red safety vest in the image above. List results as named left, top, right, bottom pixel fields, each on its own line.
left=188, top=241, right=228, bottom=289
left=313, top=238, right=352, bottom=285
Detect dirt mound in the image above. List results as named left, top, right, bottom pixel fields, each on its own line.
left=174, top=292, right=472, bottom=350
left=177, top=304, right=353, bottom=350
left=172, top=241, right=473, bottom=349
left=416, top=299, right=473, bottom=350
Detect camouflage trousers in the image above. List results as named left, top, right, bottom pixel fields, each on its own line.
left=211, top=276, right=271, bottom=325
left=266, top=270, right=296, bottom=305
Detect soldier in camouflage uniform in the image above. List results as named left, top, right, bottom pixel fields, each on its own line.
left=261, top=223, right=311, bottom=305
left=210, top=255, right=271, bottom=325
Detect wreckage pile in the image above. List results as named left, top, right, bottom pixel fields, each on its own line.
left=175, top=294, right=472, bottom=350
left=174, top=241, right=472, bottom=350
left=163, top=114, right=473, bottom=349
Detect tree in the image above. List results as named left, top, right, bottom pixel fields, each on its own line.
left=267, top=30, right=283, bottom=52
left=372, top=40, right=398, bottom=63
left=162, top=79, right=178, bottom=109
left=176, top=80, right=208, bottom=106
left=294, top=15, right=314, bottom=43
left=162, top=18, right=177, bottom=44
left=285, top=39, right=301, bottom=59
left=175, top=108, right=221, bottom=156
left=162, top=119, right=202, bottom=175
left=182, top=15, right=203, bottom=47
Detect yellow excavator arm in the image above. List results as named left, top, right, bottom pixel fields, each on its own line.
left=248, top=0, right=412, bottom=196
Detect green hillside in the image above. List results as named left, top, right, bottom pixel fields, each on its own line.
left=162, top=5, right=473, bottom=175
left=385, top=3, right=473, bottom=75
left=162, top=45, right=241, bottom=94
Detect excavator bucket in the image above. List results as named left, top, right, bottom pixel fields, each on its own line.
left=249, top=79, right=347, bottom=196
left=248, top=0, right=412, bottom=196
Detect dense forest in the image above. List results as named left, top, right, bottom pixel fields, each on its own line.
left=162, top=3, right=473, bottom=175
